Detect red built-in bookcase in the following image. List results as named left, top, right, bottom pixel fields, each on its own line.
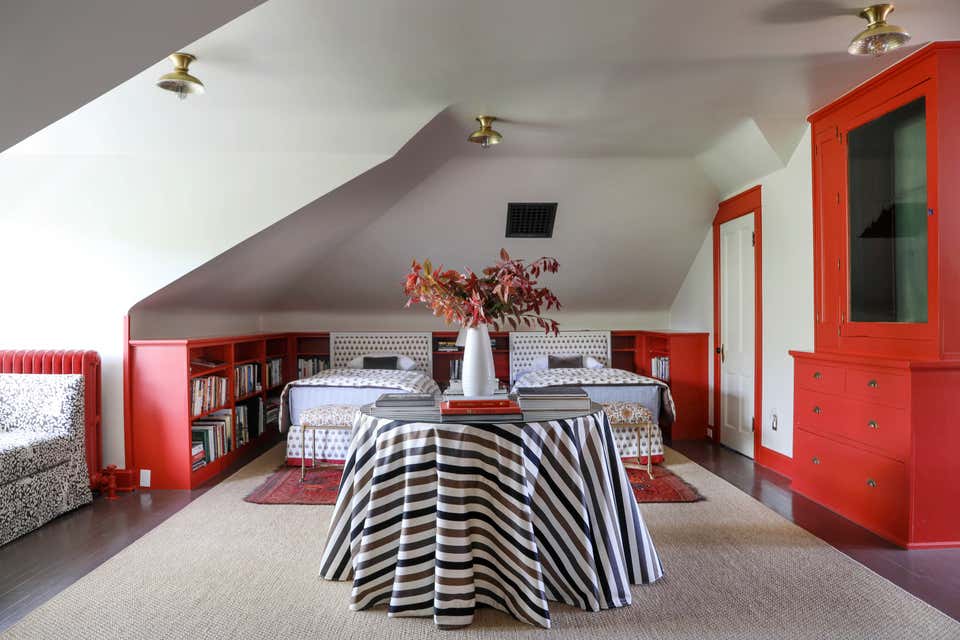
left=611, top=330, right=709, bottom=441
left=127, top=332, right=329, bottom=490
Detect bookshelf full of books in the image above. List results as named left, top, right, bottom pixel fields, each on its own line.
left=129, top=332, right=333, bottom=489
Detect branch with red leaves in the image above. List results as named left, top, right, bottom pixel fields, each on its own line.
left=403, top=249, right=561, bottom=334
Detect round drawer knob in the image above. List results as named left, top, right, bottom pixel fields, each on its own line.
left=813, top=406, right=822, bottom=414
left=868, top=379, right=879, bottom=388
left=812, top=456, right=821, bottom=465
left=867, top=478, right=878, bottom=488
left=813, top=371, right=823, bottom=380
left=868, top=420, right=879, bottom=430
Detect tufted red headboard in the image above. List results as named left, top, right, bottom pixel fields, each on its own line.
left=0, top=350, right=102, bottom=485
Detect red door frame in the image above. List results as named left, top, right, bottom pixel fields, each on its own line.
left=712, top=186, right=764, bottom=462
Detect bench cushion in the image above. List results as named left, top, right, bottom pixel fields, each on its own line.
left=299, top=405, right=359, bottom=428
left=0, top=430, right=72, bottom=487
left=601, top=401, right=656, bottom=425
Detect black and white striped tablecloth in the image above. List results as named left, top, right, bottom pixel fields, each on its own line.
left=319, top=408, right=664, bottom=629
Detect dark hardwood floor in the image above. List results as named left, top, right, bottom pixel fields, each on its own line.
left=2, top=441, right=958, bottom=633
left=0, top=488, right=204, bottom=634
left=671, top=440, right=960, bottom=623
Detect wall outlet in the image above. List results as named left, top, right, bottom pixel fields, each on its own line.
left=139, top=469, right=151, bottom=488
left=771, top=409, right=779, bottom=431
left=706, top=427, right=713, bottom=438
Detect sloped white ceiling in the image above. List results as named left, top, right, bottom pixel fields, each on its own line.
left=0, top=0, right=264, bottom=153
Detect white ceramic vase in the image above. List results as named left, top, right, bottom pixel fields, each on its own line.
left=462, top=324, right=497, bottom=396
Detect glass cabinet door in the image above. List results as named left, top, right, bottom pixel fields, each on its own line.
left=847, top=97, right=928, bottom=324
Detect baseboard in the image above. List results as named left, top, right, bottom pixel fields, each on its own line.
left=756, top=446, right=793, bottom=479
left=905, top=540, right=960, bottom=550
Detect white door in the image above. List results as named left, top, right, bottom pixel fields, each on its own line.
left=719, top=213, right=756, bottom=458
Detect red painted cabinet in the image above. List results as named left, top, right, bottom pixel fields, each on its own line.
left=794, top=43, right=960, bottom=548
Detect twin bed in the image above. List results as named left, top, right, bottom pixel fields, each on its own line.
left=280, top=330, right=673, bottom=466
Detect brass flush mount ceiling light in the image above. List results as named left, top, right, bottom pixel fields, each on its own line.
left=467, top=116, right=503, bottom=149
left=156, top=52, right=205, bottom=100
left=848, top=4, right=910, bottom=56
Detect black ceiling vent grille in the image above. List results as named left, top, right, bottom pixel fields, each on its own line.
left=505, top=202, right=557, bottom=238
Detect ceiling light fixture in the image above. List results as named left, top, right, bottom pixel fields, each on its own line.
left=156, top=52, right=205, bottom=100
left=848, top=4, right=910, bottom=56
left=467, top=116, right=503, bottom=149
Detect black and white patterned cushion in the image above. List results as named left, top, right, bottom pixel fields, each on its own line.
left=0, top=374, right=93, bottom=547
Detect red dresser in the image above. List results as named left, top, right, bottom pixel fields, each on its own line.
left=796, top=43, right=960, bottom=548
left=791, top=351, right=960, bottom=547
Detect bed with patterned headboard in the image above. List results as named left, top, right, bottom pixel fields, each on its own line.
left=281, top=332, right=439, bottom=465
left=330, top=332, right=433, bottom=378
left=509, top=330, right=673, bottom=466
left=509, top=331, right=611, bottom=383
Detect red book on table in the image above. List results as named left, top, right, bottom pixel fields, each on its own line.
left=443, top=399, right=515, bottom=409
left=440, top=401, right=521, bottom=415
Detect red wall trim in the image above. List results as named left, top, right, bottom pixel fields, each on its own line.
left=712, top=186, right=763, bottom=457
left=756, top=445, right=793, bottom=479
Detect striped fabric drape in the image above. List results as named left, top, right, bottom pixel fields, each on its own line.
left=319, top=409, right=664, bottom=629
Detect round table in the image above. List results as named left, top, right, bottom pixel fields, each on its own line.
left=318, top=406, right=664, bottom=629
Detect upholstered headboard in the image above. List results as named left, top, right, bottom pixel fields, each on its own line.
left=509, top=331, right=611, bottom=383
left=330, top=332, right=433, bottom=377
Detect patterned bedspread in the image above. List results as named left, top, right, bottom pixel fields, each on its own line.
left=513, top=367, right=676, bottom=424
left=278, top=368, right=439, bottom=431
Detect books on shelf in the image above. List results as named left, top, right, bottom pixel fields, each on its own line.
left=264, top=397, right=281, bottom=430
left=448, top=359, right=463, bottom=381
left=235, top=397, right=264, bottom=447
left=190, top=357, right=225, bottom=371
left=191, top=375, right=228, bottom=416
left=435, top=340, right=460, bottom=352
left=375, top=393, right=438, bottom=407
left=650, top=356, right=670, bottom=382
left=298, top=356, right=327, bottom=379
left=266, top=357, right=284, bottom=388
left=192, top=409, right=234, bottom=464
left=234, top=362, right=262, bottom=398
left=515, top=385, right=591, bottom=411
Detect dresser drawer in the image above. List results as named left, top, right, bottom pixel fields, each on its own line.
left=795, top=390, right=909, bottom=460
left=796, top=361, right=845, bottom=394
left=846, top=368, right=908, bottom=407
left=795, top=429, right=908, bottom=543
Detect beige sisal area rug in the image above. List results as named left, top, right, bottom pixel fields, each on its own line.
left=2, top=445, right=957, bottom=640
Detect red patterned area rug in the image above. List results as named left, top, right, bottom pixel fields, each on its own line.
left=245, top=462, right=703, bottom=505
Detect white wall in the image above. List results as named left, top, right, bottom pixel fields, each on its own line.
left=670, top=127, right=814, bottom=457
left=0, top=150, right=388, bottom=467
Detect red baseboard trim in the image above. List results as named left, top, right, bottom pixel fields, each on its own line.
left=756, top=446, right=793, bottom=479
left=905, top=540, right=960, bottom=550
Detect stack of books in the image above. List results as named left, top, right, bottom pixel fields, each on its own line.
left=516, top=386, right=592, bottom=420
left=440, top=398, right=523, bottom=422
left=370, top=393, right=439, bottom=419
left=264, top=399, right=281, bottom=430
left=435, top=340, right=460, bottom=352
left=190, top=442, right=207, bottom=471
left=444, top=382, right=507, bottom=397
left=234, top=362, right=262, bottom=398
left=191, top=375, right=228, bottom=416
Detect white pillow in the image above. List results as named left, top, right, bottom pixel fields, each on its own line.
left=585, top=356, right=604, bottom=369
left=348, top=353, right=417, bottom=370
